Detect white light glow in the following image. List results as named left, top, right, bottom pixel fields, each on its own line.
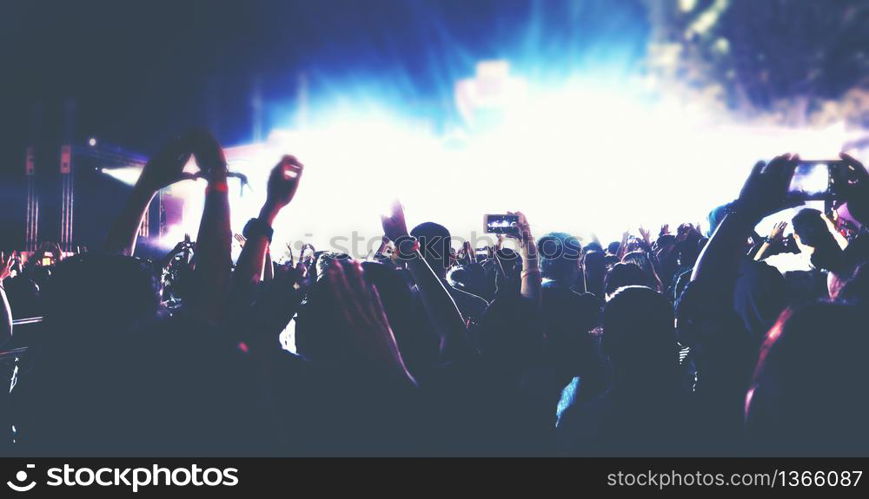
left=100, top=166, right=146, bottom=185
left=251, top=86, right=853, bottom=250
left=111, top=72, right=860, bottom=254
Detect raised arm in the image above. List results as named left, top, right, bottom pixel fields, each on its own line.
left=381, top=201, right=472, bottom=360
left=509, top=211, right=541, bottom=303
left=234, top=156, right=304, bottom=288
left=616, top=230, right=630, bottom=260
left=753, top=221, right=788, bottom=261
left=105, top=136, right=193, bottom=255
left=186, top=130, right=233, bottom=323
left=693, top=154, right=799, bottom=289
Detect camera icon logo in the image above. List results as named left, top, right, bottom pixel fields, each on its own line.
left=7, top=464, right=37, bottom=492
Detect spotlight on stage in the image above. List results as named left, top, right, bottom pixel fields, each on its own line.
left=99, top=165, right=147, bottom=186
left=88, top=137, right=97, bottom=147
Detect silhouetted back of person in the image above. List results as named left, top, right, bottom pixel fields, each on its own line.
left=746, top=302, right=869, bottom=455
left=604, top=262, right=651, bottom=298
left=411, top=222, right=488, bottom=324
left=733, top=258, right=789, bottom=343
left=557, top=286, right=693, bottom=455
left=538, top=232, right=582, bottom=289
left=536, top=233, right=603, bottom=392
left=792, top=208, right=846, bottom=274
left=17, top=254, right=160, bottom=454
left=287, top=260, right=421, bottom=455
left=583, top=250, right=606, bottom=298
left=410, top=222, right=452, bottom=278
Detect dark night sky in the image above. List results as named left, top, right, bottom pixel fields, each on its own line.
left=0, top=0, right=648, bottom=160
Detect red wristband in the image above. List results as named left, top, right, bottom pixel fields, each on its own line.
left=206, top=182, right=228, bottom=193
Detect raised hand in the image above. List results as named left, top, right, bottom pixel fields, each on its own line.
left=767, top=221, right=788, bottom=243
left=381, top=200, right=410, bottom=242
left=617, top=230, right=631, bottom=259
left=638, top=226, right=652, bottom=245
left=506, top=211, right=533, bottom=245
left=136, top=135, right=195, bottom=192
left=188, top=129, right=227, bottom=178
left=753, top=220, right=790, bottom=261
left=235, top=154, right=305, bottom=291
left=233, top=233, right=247, bottom=248
left=264, top=155, right=304, bottom=211
left=734, top=153, right=800, bottom=222
left=659, top=224, right=670, bottom=237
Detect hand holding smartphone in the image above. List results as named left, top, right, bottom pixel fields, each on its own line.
left=787, top=160, right=850, bottom=201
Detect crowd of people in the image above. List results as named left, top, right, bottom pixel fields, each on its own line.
left=1, top=129, right=868, bottom=456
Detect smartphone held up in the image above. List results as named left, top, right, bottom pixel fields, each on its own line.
left=484, top=214, right=520, bottom=236
left=786, top=159, right=854, bottom=202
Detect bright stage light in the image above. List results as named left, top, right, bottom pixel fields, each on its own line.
left=250, top=80, right=854, bottom=252
left=121, top=66, right=858, bottom=255
left=88, top=137, right=97, bottom=147
left=100, top=165, right=146, bottom=186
